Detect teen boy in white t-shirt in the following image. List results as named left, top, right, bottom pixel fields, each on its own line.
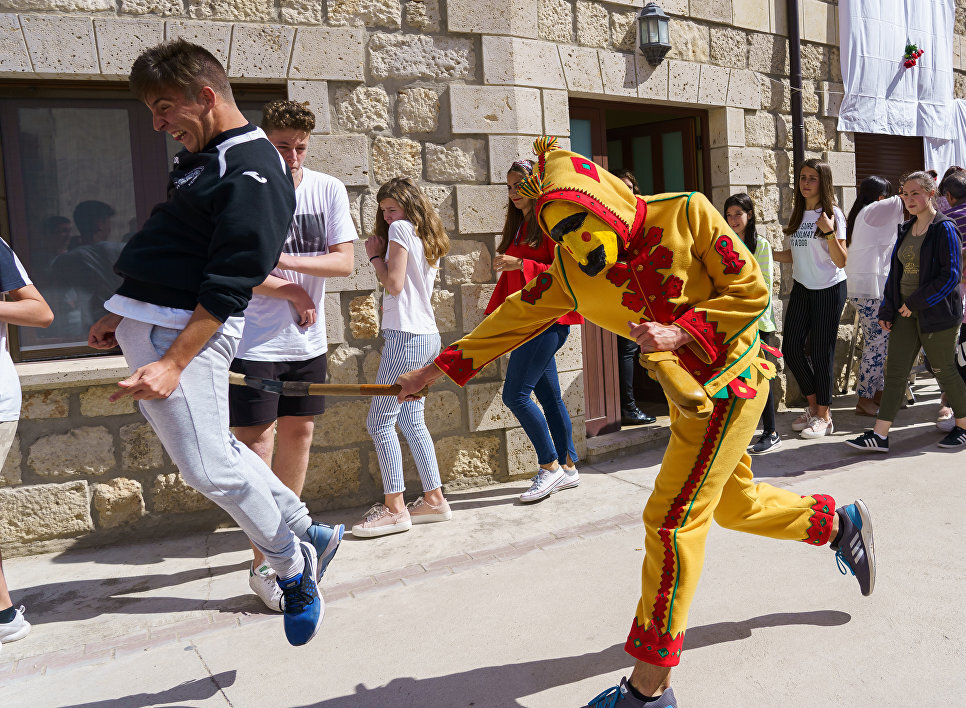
left=229, top=100, right=357, bottom=610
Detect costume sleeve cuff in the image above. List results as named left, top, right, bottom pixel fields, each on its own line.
left=673, top=308, right=721, bottom=364
left=434, top=345, right=483, bottom=387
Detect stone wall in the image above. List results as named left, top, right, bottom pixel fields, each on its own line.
left=2, top=0, right=965, bottom=552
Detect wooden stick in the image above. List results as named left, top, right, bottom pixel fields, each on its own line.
left=228, top=372, right=429, bottom=398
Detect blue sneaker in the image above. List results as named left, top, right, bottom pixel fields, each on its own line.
left=277, top=541, right=323, bottom=646
left=831, top=499, right=876, bottom=596
left=306, top=522, right=344, bottom=580
left=584, top=679, right=677, bottom=707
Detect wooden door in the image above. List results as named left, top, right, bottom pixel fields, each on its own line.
left=606, top=117, right=700, bottom=193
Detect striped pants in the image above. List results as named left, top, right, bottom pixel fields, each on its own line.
left=782, top=280, right=847, bottom=406
left=367, top=329, right=442, bottom=495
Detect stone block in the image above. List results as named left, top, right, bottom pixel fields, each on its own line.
left=189, top=0, right=273, bottom=21
left=432, top=288, right=457, bottom=332
left=1, top=435, right=21, bottom=486
left=559, top=45, right=605, bottom=94
left=447, top=0, right=538, bottom=38
left=290, top=27, right=365, bottom=81
left=424, top=389, right=462, bottom=435
left=335, top=85, right=390, bottom=133
left=744, top=111, right=776, bottom=148
left=666, top=19, right=710, bottom=64
left=0, top=481, right=93, bottom=544
left=313, top=399, right=372, bottom=446
left=398, top=87, right=440, bottom=134
left=456, top=185, right=507, bottom=234
left=691, top=0, right=731, bottom=23
left=708, top=106, right=745, bottom=148
left=802, top=0, right=835, bottom=45
left=444, top=238, right=492, bottom=285
left=363, top=347, right=381, bottom=382
left=120, top=422, right=164, bottom=470
left=726, top=69, right=762, bottom=109
left=450, top=86, right=543, bottom=135
left=150, top=473, right=213, bottom=513
left=287, top=81, right=332, bottom=134
left=611, top=10, right=638, bottom=52
left=327, top=241, right=378, bottom=291
left=79, top=385, right=137, bottom=417
left=280, top=0, right=323, bottom=24
left=482, top=36, right=565, bottom=89
left=800, top=42, right=828, bottom=81
left=488, top=135, right=541, bottom=183
left=698, top=64, right=730, bottom=105
left=405, top=0, right=440, bottom=31
left=327, top=344, right=363, bottom=384
left=93, top=477, right=145, bottom=529
left=542, top=89, right=570, bottom=136
left=94, top=18, right=164, bottom=76
left=6, top=0, right=113, bottom=10
left=349, top=294, right=380, bottom=339
left=762, top=75, right=790, bottom=112
left=668, top=60, right=701, bottom=104
left=636, top=55, right=669, bottom=100
left=227, top=24, right=294, bottom=79
left=805, top=116, right=835, bottom=151
left=801, top=79, right=819, bottom=114
left=467, top=380, right=513, bottom=431
left=599, top=50, right=637, bottom=98
left=539, top=0, right=574, bottom=43
left=555, top=324, right=583, bottom=372
left=838, top=186, right=856, bottom=215
left=303, top=448, right=362, bottom=501
left=369, top=33, right=474, bottom=81
left=372, top=136, right=422, bottom=183
left=426, top=139, right=486, bottom=183
left=164, top=21, right=230, bottom=63
left=306, top=135, right=369, bottom=187
left=505, top=425, right=539, bottom=477
left=733, top=0, right=770, bottom=32
left=460, top=283, right=496, bottom=333
left=0, top=14, right=30, bottom=73
left=575, top=1, right=609, bottom=48
left=837, top=130, right=854, bottom=153
left=325, top=293, right=345, bottom=345
left=747, top=184, right=779, bottom=222
left=710, top=26, right=747, bottom=70
left=28, top=427, right=114, bottom=479
left=436, top=433, right=504, bottom=485
left=422, top=184, right=456, bottom=232
left=710, top=146, right=764, bottom=187
left=328, top=0, right=400, bottom=27
left=819, top=80, right=844, bottom=119
left=21, top=390, right=69, bottom=419
left=21, top=15, right=98, bottom=74
left=558, top=368, right=584, bottom=416
left=748, top=31, right=788, bottom=76
left=823, top=151, right=856, bottom=187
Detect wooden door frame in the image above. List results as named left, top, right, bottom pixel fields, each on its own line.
left=607, top=117, right=699, bottom=193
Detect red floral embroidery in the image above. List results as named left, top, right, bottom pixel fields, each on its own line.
left=520, top=273, right=554, bottom=305
left=802, top=493, right=836, bottom=546
left=434, top=345, right=482, bottom=387
left=713, top=233, right=746, bottom=275
left=625, top=616, right=686, bottom=667
left=609, top=226, right=684, bottom=322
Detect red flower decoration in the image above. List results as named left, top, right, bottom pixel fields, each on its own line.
left=903, top=43, right=923, bottom=69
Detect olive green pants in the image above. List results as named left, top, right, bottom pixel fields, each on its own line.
left=878, top=314, right=966, bottom=422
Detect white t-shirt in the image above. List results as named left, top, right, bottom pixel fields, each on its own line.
left=236, top=168, right=357, bottom=361
left=791, top=205, right=848, bottom=290
left=381, top=220, right=439, bottom=335
left=0, top=241, right=30, bottom=422
left=845, top=195, right=904, bottom=300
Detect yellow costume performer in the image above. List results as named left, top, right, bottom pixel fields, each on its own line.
left=432, top=138, right=874, bottom=670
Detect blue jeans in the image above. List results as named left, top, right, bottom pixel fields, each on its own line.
left=502, top=323, right=578, bottom=467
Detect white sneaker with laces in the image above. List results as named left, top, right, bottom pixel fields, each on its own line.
left=937, top=407, right=955, bottom=433
left=0, top=605, right=31, bottom=643
left=520, top=466, right=579, bottom=503
left=791, top=409, right=815, bottom=432
left=248, top=562, right=283, bottom=612
left=801, top=416, right=834, bottom=439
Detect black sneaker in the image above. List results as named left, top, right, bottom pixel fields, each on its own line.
left=937, top=425, right=966, bottom=448
left=584, top=678, right=677, bottom=707
left=831, top=499, right=876, bottom=596
left=749, top=431, right=781, bottom=454
left=845, top=430, right=889, bottom=453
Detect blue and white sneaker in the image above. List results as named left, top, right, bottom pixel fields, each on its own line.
left=831, top=499, right=876, bottom=596
left=306, top=522, right=344, bottom=580
left=584, top=678, right=677, bottom=707
left=278, top=541, right=324, bottom=646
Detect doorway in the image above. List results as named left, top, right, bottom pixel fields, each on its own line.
left=569, top=99, right=710, bottom=436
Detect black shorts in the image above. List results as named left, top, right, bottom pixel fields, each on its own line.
left=228, top=353, right=327, bottom=427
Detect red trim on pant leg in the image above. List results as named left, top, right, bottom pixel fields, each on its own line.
left=801, top=493, right=836, bottom=546
left=624, top=617, right=685, bottom=667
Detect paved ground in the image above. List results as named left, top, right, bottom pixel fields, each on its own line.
left=2, top=383, right=965, bottom=707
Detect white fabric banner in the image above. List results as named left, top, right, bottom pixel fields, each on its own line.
left=837, top=0, right=955, bottom=139
left=924, top=99, right=966, bottom=173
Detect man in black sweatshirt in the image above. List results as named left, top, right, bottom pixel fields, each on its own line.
left=87, top=39, right=342, bottom=647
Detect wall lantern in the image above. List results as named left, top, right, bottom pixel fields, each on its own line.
left=638, top=2, right=671, bottom=66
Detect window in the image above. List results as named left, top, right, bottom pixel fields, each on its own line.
left=0, top=85, right=281, bottom=361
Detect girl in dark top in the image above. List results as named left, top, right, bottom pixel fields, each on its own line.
left=846, top=171, right=966, bottom=452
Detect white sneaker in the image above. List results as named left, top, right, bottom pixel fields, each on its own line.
left=801, top=416, right=834, bottom=439
left=519, top=466, right=580, bottom=503
left=248, top=562, right=283, bottom=612
left=0, top=606, right=31, bottom=643
left=937, top=407, right=955, bottom=433
left=791, top=409, right=815, bottom=432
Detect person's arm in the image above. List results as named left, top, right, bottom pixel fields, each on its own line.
left=772, top=247, right=793, bottom=263
left=818, top=210, right=847, bottom=268
left=368, top=240, right=407, bottom=297
left=0, top=284, right=54, bottom=329
left=109, top=304, right=222, bottom=401
left=904, top=220, right=962, bottom=312
left=277, top=241, right=354, bottom=278
left=252, top=274, right=317, bottom=327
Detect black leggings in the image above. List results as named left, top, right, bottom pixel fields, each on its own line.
left=759, top=331, right=778, bottom=433
left=782, top=280, right=847, bottom=407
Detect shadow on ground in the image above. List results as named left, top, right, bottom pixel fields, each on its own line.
left=61, top=670, right=236, bottom=708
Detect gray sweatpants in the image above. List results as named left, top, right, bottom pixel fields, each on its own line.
left=115, top=317, right=310, bottom=579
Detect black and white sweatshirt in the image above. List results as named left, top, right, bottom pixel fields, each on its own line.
left=113, top=124, right=295, bottom=323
